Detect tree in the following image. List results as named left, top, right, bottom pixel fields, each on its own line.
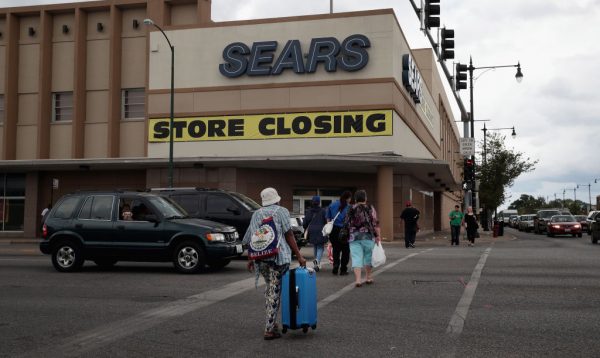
left=508, top=194, right=546, bottom=214
left=478, top=132, right=538, bottom=216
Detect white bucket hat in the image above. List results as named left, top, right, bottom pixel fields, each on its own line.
left=261, top=187, right=281, bottom=206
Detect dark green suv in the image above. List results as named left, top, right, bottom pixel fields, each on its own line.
left=39, top=191, right=242, bottom=273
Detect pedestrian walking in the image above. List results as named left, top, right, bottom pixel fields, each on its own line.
left=40, top=203, right=52, bottom=231
left=449, top=204, right=464, bottom=246
left=463, top=206, right=479, bottom=246
left=345, top=190, right=381, bottom=287
left=344, top=190, right=381, bottom=287
left=326, top=191, right=352, bottom=275
left=243, top=187, right=307, bottom=340
left=400, top=201, right=420, bottom=248
left=303, top=195, right=328, bottom=272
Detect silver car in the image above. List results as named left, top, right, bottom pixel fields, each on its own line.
left=518, top=214, right=535, bottom=232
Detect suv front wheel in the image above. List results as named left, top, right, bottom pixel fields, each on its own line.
left=173, top=241, right=205, bottom=274
left=51, top=240, right=84, bottom=272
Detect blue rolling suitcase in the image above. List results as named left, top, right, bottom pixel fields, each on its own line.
left=281, top=267, right=317, bottom=333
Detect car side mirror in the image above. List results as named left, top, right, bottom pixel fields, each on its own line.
left=145, top=214, right=159, bottom=223
left=227, top=206, right=241, bottom=215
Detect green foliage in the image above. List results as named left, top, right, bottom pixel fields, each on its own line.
left=478, top=132, right=537, bottom=214
left=507, top=196, right=589, bottom=215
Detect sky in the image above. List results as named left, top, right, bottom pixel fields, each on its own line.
left=2, top=0, right=600, bottom=210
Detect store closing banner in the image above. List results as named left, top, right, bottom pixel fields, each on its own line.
left=148, top=110, right=393, bottom=142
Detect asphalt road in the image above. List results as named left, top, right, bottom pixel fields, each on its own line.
left=2, top=229, right=600, bottom=358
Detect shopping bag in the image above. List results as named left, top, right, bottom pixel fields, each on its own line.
left=371, top=242, right=386, bottom=268
left=326, top=243, right=334, bottom=264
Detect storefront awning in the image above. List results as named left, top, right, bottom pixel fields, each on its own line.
left=0, top=152, right=461, bottom=191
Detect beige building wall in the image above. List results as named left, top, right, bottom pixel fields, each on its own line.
left=49, top=124, right=72, bottom=159
left=119, top=121, right=145, bottom=157
left=51, top=42, right=74, bottom=92
left=171, top=4, right=198, bottom=26
left=16, top=126, right=37, bottom=159
left=84, top=123, right=108, bottom=158
left=0, top=127, right=3, bottom=158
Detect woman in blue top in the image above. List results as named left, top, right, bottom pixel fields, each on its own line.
left=326, top=191, right=352, bottom=275
left=303, top=196, right=328, bottom=272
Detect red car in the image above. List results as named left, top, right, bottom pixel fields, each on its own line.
left=574, top=215, right=589, bottom=233
left=547, top=215, right=582, bottom=237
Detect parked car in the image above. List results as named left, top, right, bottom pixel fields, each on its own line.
left=586, top=211, right=600, bottom=235
left=534, top=209, right=562, bottom=234
left=518, top=214, right=535, bottom=232
left=509, top=215, right=519, bottom=228
left=546, top=215, right=582, bottom=237
left=39, top=191, right=242, bottom=273
left=151, top=188, right=259, bottom=237
left=573, top=215, right=588, bottom=234
left=152, top=187, right=307, bottom=248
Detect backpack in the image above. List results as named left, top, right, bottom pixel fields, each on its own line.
left=248, top=210, right=281, bottom=260
left=348, top=205, right=375, bottom=234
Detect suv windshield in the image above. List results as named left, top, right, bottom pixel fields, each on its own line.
left=539, top=210, right=560, bottom=219
left=147, top=196, right=188, bottom=219
left=229, top=192, right=261, bottom=211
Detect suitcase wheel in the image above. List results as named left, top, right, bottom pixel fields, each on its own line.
left=311, top=324, right=317, bottom=330
left=282, top=326, right=288, bottom=334
left=302, top=326, right=308, bottom=333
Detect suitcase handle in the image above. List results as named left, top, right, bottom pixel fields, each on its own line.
left=295, top=286, right=300, bottom=309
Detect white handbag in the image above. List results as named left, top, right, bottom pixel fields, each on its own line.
left=371, top=242, right=386, bottom=268
left=322, top=212, right=340, bottom=236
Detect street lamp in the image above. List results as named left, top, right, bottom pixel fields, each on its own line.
left=144, top=18, right=175, bottom=188
left=481, top=123, right=516, bottom=165
left=468, top=57, right=522, bottom=230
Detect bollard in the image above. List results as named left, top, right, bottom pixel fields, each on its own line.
left=493, top=221, right=499, bottom=238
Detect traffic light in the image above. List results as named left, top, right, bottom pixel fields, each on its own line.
left=424, top=0, right=440, bottom=28
left=456, top=63, right=468, bottom=91
left=464, top=158, right=475, bottom=182
left=440, top=28, right=454, bottom=60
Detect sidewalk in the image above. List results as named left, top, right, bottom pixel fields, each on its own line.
left=0, top=229, right=516, bottom=257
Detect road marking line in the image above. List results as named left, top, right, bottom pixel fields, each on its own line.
left=19, top=277, right=263, bottom=358
left=446, top=246, right=492, bottom=335
left=20, top=248, right=432, bottom=357
left=318, top=248, right=433, bottom=310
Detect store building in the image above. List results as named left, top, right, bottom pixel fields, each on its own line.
left=0, top=0, right=463, bottom=240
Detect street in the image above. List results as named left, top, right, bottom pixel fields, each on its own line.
left=2, top=229, right=600, bottom=358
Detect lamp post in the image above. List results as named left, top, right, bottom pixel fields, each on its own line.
left=144, top=18, right=175, bottom=188
left=481, top=124, right=516, bottom=165
left=577, top=184, right=592, bottom=213
left=480, top=123, right=516, bottom=230
left=468, top=57, right=522, bottom=228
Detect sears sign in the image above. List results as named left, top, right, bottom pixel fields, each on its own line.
left=219, top=35, right=371, bottom=78
left=402, top=54, right=423, bottom=104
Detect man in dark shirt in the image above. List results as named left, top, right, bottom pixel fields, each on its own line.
left=400, top=201, right=420, bottom=248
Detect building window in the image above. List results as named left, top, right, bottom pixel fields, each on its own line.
left=0, top=174, right=25, bottom=231
left=52, top=92, right=73, bottom=122
left=122, top=88, right=145, bottom=120
left=0, top=94, right=5, bottom=124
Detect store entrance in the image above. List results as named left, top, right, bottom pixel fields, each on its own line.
left=292, top=187, right=353, bottom=215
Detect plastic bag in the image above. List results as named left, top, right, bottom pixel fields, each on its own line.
left=322, top=222, right=334, bottom=236
left=371, top=242, right=386, bottom=268
left=327, top=243, right=334, bottom=264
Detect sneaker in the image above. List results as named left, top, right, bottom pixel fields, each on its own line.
left=313, top=259, right=320, bottom=272
left=409, top=243, right=415, bottom=248
left=339, top=271, right=349, bottom=276
left=332, top=267, right=339, bottom=275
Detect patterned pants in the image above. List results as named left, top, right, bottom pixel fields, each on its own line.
left=257, top=262, right=289, bottom=333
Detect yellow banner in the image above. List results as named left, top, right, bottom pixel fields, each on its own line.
left=148, top=110, right=393, bottom=142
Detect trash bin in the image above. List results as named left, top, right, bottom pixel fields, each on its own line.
left=592, top=218, right=600, bottom=244
left=498, top=220, right=504, bottom=236
left=493, top=221, right=499, bottom=238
